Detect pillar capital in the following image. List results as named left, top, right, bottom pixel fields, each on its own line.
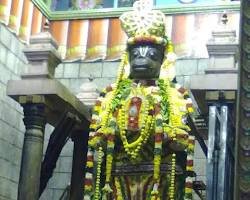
left=22, top=103, right=46, bottom=131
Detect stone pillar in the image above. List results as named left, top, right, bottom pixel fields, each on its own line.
left=69, top=131, right=89, bottom=200
left=18, top=96, right=46, bottom=200
left=16, top=31, right=61, bottom=200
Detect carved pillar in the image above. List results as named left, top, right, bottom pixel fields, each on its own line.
left=69, top=131, right=89, bottom=200
left=235, top=1, right=250, bottom=199
left=18, top=97, right=46, bottom=200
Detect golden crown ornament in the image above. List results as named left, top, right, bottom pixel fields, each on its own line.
left=120, top=0, right=167, bottom=45
left=119, top=0, right=177, bottom=81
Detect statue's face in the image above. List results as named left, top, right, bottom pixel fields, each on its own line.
left=128, top=43, right=165, bottom=80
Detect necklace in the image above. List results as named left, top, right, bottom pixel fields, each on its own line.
left=117, top=84, right=157, bottom=159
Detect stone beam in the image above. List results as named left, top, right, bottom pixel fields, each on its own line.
left=7, top=79, right=91, bottom=126
left=190, top=73, right=237, bottom=91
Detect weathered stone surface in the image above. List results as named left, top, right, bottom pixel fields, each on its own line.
left=0, top=160, right=12, bottom=181
left=77, top=80, right=99, bottom=106
left=58, top=156, right=73, bottom=173
left=64, top=63, right=80, bottom=78
left=175, top=75, right=184, bottom=86
left=55, top=64, right=64, bottom=78
left=0, top=139, right=19, bottom=164
left=197, top=59, right=209, bottom=74
left=59, top=78, right=71, bottom=89
left=93, top=77, right=116, bottom=90
left=194, top=158, right=207, bottom=176
left=10, top=34, right=19, bottom=56
left=48, top=172, right=71, bottom=189
left=183, top=75, right=191, bottom=88
left=1, top=101, right=19, bottom=129
left=0, top=24, right=11, bottom=49
left=0, top=119, right=23, bottom=148
left=12, top=129, right=24, bottom=149
left=0, top=177, right=18, bottom=200
left=190, top=73, right=237, bottom=90
left=0, top=43, right=7, bottom=65
left=6, top=51, right=17, bottom=73
left=10, top=165, right=20, bottom=183
left=15, top=60, right=27, bottom=76
left=194, top=140, right=207, bottom=159
left=60, top=141, right=74, bottom=157
left=44, top=124, right=54, bottom=140
left=40, top=188, right=54, bottom=200
left=209, top=55, right=235, bottom=69
left=0, top=63, right=11, bottom=85
left=52, top=189, right=66, bottom=200
left=175, top=59, right=198, bottom=76
left=17, top=42, right=27, bottom=63
left=79, top=62, right=102, bottom=78
left=102, top=61, right=119, bottom=78
left=69, top=78, right=86, bottom=94
left=0, top=24, right=27, bottom=200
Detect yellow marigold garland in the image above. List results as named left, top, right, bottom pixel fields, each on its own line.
left=151, top=113, right=163, bottom=200
left=83, top=50, right=195, bottom=199
left=118, top=99, right=153, bottom=159
left=114, top=177, right=123, bottom=200
left=102, top=118, right=116, bottom=194
left=184, top=136, right=195, bottom=200
left=94, top=147, right=103, bottom=200
left=169, top=153, right=176, bottom=200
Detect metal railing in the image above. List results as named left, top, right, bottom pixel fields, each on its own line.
left=207, top=105, right=235, bottom=200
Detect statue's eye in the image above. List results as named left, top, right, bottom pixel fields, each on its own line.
left=131, top=49, right=140, bottom=58
left=148, top=49, right=158, bottom=60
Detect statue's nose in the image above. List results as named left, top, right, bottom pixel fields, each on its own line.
left=138, top=54, right=146, bottom=58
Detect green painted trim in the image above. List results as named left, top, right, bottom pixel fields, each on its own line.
left=31, top=1, right=240, bottom=21
left=31, top=0, right=51, bottom=19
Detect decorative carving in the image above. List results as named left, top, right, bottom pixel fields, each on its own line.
left=23, top=104, right=46, bottom=131
left=236, top=0, right=250, bottom=198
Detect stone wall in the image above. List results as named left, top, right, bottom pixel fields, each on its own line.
left=55, top=58, right=209, bottom=93
left=0, top=23, right=27, bottom=200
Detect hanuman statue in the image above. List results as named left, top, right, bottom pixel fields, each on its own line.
left=83, top=0, right=195, bottom=199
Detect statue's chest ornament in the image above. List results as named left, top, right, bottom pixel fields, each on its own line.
left=128, top=97, right=142, bottom=130
left=117, top=85, right=160, bottom=158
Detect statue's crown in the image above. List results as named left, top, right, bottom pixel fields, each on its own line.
left=120, top=0, right=167, bottom=45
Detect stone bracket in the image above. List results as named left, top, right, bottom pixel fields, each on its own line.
left=39, top=112, right=79, bottom=196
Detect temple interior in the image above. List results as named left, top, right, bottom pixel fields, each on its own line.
left=0, top=0, right=246, bottom=200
